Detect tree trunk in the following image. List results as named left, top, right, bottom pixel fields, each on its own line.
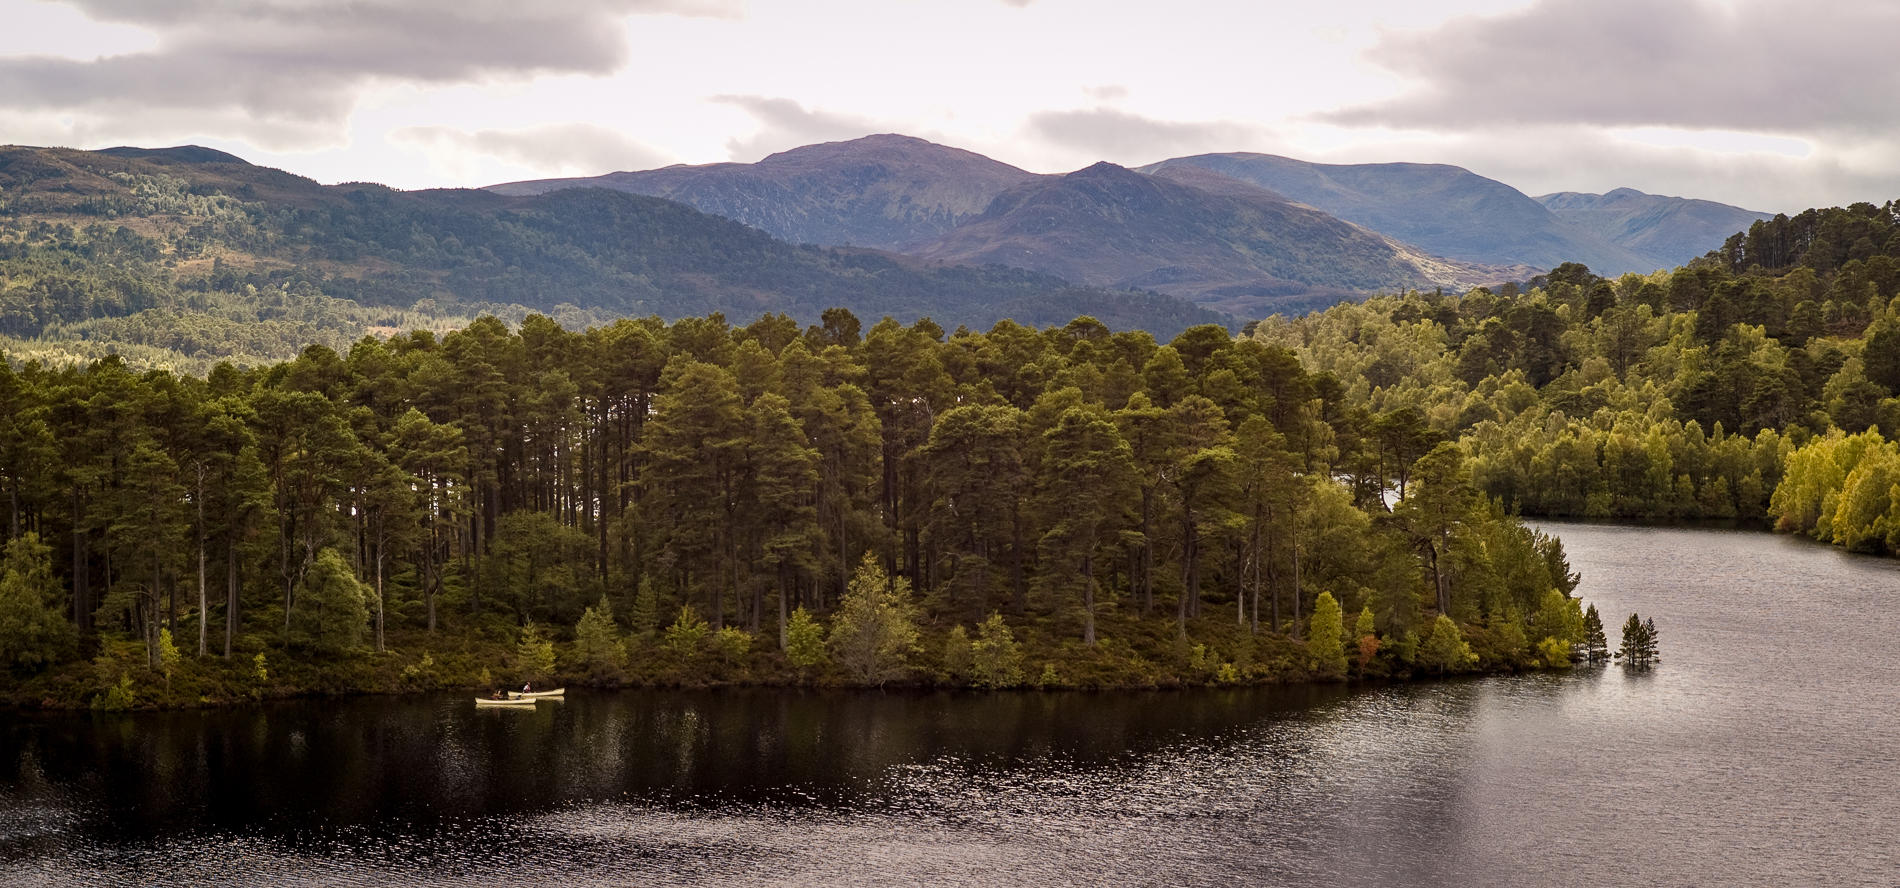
left=1010, top=506, right=1026, bottom=614
left=374, top=530, right=386, bottom=654
left=72, top=489, right=90, bottom=633
left=224, top=539, right=238, bottom=658
left=1139, top=487, right=1154, bottom=615
left=777, top=562, right=790, bottom=651
left=1081, top=553, right=1096, bottom=646
left=197, top=468, right=208, bottom=657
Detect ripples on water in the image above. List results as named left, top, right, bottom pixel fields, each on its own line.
left=3, top=525, right=1897, bottom=887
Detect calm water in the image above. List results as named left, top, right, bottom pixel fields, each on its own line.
left=2, top=524, right=1897, bottom=887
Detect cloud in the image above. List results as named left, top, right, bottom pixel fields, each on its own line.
left=1082, top=84, right=1128, bottom=102
left=0, top=0, right=740, bottom=146
left=1328, top=0, right=1900, bottom=135
left=1025, top=107, right=1272, bottom=164
left=712, top=95, right=887, bottom=160
left=394, top=124, right=672, bottom=176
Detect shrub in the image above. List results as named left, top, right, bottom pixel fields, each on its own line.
left=784, top=607, right=828, bottom=678
left=970, top=613, right=1024, bottom=689
left=828, top=556, right=920, bottom=686
left=1419, top=615, right=1476, bottom=674
left=516, top=622, right=556, bottom=681
left=941, top=625, right=973, bottom=683
left=1308, top=591, right=1348, bottom=679
left=574, top=595, right=626, bottom=674
left=710, top=626, right=752, bottom=676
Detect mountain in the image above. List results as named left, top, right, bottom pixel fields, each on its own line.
left=1138, top=153, right=1659, bottom=275
left=1536, top=188, right=1772, bottom=270
left=488, top=134, right=1038, bottom=250
left=0, top=145, right=1227, bottom=368
left=911, top=162, right=1525, bottom=317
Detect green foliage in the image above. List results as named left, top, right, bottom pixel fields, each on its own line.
left=710, top=626, right=753, bottom=674
left=1770, top=430, right=1900, bottom=554
left=1037, top=662, right=1061, bottom=688
left=970, top=613, right=1025, bottom=689
left=0, top=532, right=75, bottom=671
left=1307, top=591, right=1348, bottom=679
left=629, top=577, right=661, bottom=639
left=941, top=625, right=974, bottom=683
left=662, top=606, right=710, bottom=669
left=253, top=652, right=269, bottom=685
left=828, top=556, right=920, bottom=686
left=92, top=673, right=137, bottom=711
left=1419, top=614, right=1477, bottom=674
left=1582, top=604, right=1610, bottom=663
left=1531, top=589, right=1585, bottom=647
left=516, top=623, right=557, bottom=681
left=1536, top=637, right=1573, bottom=669
left=784, top=607, right=828, bottom=676
left=1618, top=613, right=1659, bottom=668
left=157, top=628, right=180, bottom=685
left=294, top=549, right=369, bottom=654
left=574, top=596, right=625, bottom=674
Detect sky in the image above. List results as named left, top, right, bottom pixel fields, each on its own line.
left=0, top=0, right=1894, bottom=214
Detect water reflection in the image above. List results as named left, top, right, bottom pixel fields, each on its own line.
left=3, top=524, right=1899, bottom=886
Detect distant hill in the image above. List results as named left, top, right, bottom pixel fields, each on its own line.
left=1536, top=188, right=1772, bottom=271
left=489, top=134, right=1038, bottom=250
left=0, top=145, right=1227, bottom=368
left=1139, top=153, right=1659, bottom=275
left=911, top=162, right=1525, bottom=317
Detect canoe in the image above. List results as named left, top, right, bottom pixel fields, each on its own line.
left=475, top=696, right=536, bottom=707
left=508, top=688, right=566, bottom=700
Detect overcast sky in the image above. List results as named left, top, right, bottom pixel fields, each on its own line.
left=1, top=0, right=1893, bottom=213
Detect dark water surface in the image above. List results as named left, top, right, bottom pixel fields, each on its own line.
left=3, top=524, right=1897, bottom=886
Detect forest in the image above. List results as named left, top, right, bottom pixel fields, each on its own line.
left=0, top=307, right=1588, bottom=707
left=7, top=194, right=1898, bottom=708
left=1248, top=200, right=1900, bottom=553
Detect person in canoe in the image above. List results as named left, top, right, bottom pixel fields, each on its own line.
left=521, top=681, right=533, bottom=694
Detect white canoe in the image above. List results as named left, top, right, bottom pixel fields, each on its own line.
left=475, top=696, right=536, bottom=707
left=507, top=688, right=566, bottom=700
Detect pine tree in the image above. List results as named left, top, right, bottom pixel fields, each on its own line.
left=1035, top=406, right=1136, bottom=645
left=0, top=532, right=75, bottom=672
left=971, top=612, right=1025, bottom=689
left=294, top=548, right=369, bottom=654
left=829, top=555, right=920, bottom=686
left=941, top=625, right=974, bottom=683
left=784, top=606, right=828, bottom=678
left=1419, top=614, right=1476, bottom=674
left=1582, top=604, right=1609, bottom=662
left=629, top=576, right=660, bottom=640
left=1618, top=612, right=1656, bottom=668
left=516, top=622, right=556, bottom=681
left=1308, top=590, right=1348, bottom=678
left=574, top=595, right=625, bottom=675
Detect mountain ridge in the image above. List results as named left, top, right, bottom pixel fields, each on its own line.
left=1535, top=187, right=1772, bottom=270
left=911, top=161, right=1526, bottom=317
left=490, top=133, right=1038, bottom=250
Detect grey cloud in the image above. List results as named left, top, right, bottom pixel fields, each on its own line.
left=395, top=124, right=672, bottom=176
left=1083, top=84, right=1128, bottom=102
left=0, top=0, right=740, bottom=142
left=712, top=95, right=883, bottom=160
left=1026, top=107, right=1271, bottom=164
left=1329, top=0, right=1900, bottom=134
